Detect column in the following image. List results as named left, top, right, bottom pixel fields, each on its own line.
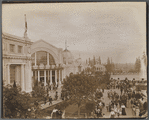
left=15, top=66, right=18, bottom=84
left=21, top=64, right=25, bottom=91
left=63, top=69, right=65, bottom=80
left=35, top=71, right=37, bottom=81
left=50, top=70, right=52, bottom=85
left=47, top=53, right=49, bottom=66
left=35, top=52, right=36, bottom=66
left=28, top=60, right=32, bottom=92
left=38, top=70, right=40, bottom=82
left=59, top=70, right=61, bottom=84
left=44, top=70, right=46, bottom=86
left=7, top=64, right=10, bottom=84
left=55, top=70, right=57, bottom=85
left=48, top=70, right=49, bottom=81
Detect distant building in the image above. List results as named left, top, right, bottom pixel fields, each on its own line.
left=94, top=64, right=106, bottom=74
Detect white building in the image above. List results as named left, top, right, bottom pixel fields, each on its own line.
left=2, top=33, right=83, bottom=92
left=2, top=33, right=32, bottom=92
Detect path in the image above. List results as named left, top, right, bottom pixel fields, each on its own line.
left=40, top=84, right=63, bottom=110
left=101, top=88, right=135, bottom=118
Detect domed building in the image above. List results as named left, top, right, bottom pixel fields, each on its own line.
left=62, top=49, right=74, bottom=65
left=62, top=49, right=83, bottom=77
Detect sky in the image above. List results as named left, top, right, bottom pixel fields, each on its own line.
left=2, top=2, right=146, bottom=63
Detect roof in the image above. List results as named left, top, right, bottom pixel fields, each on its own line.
left=33, top=39, right=59, bottom=50
left=63, top=49, right=73, bottom=58
left=2, top=32, right=32, bottom=42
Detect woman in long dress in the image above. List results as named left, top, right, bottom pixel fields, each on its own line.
left=121, top=103, right=126, bottom=115
left=135, top=105, right=140, bottom=117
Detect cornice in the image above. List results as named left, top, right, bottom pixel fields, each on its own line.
left=3, top=55, right=32, bottom=60
left=2, top=33, right=33, bottom=45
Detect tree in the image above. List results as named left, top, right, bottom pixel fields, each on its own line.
left=31, top=83, right=47, bottom=98
left=99, top=56, right=101, bottom=64
left=89, top=58, right=91, bottom=66
left=3, top=83, right=31, bottom=118
left=135, top=57, right=141, bottom=73
left=105, top=57, right=111, bottom=73
left=85, top=101, right=95, bottom=116
left=62, top=73, right=98, bottom=117
left=93, top=56, right=96, bottom=65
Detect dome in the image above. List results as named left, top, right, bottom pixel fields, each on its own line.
left=63, top=49, right=74, bottom=64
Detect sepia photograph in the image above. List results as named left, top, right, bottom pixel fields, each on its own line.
left=2, top=2, right=147, bottom=119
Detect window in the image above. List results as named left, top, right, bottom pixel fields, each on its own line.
left=18, top=46, right=22, bottom=53
left=10, top=44, right=15, bottom=52
left=3, top=43, right=7, bottom=51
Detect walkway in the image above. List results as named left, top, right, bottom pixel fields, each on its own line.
left=101, top=88, right=135, bottom=118
left=40, top=84, right=63, bottom=110
left=40, top=99, right=62, bottom=110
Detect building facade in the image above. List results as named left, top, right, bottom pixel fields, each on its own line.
left=2, top=33, right=83, bottom=92
left=2, top=33, right=32, bottom=92
left=31, top=39, right=64, bottom=86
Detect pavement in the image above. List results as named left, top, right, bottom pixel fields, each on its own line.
left=40, top=84, right=63, bottom=110
left=101, top=88, right=135, bottom=118
left=40, top=86, right=138, bottom=118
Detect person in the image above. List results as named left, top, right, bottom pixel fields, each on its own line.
left=90, top=111, right=94, bottom=118
left=120, top=87, right=123, bottom=95
left=30, top=107, right=36, bottom=118
left=62, top=110, right=65, bottom=119
left=102, top=113, right=106, bottom=118
left=109, top=103, right=111, bottom=112
left=110, top=109, right=115, bottom=118
left=55, top=91, right=58, bottom=100
left=136, top=105, right=140, bottom=117
left=121, top=103, right=126, bottom=115
left=49, top=96, right=52, bottom=105
left=132, top=105, right=136, bottom=116
left=51, top=108, right=58, bottom=119
left=118, top=99, right=122, bottom=108
left=49, top=85, right=51, bottom=90
left=58, top=109, right=63, bottom=119
left=102, top=88, right=104, bottom=93
left=34, top=100, right=39, bottom=108
left=96, top=109, right=102, bottom=118
left=117, top=108, right=121, bottom=117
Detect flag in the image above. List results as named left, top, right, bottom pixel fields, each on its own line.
left=24, top=14, right=27, bottom=32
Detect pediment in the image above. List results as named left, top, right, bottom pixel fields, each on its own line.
left=32, top=39, right=58, bottom=51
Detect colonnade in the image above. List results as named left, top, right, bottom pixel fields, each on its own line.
left=6, top=63, right=26, bottom=91
left=34, top=68, right=65, bottom=86
left=33, top=52, right=65, bottom=87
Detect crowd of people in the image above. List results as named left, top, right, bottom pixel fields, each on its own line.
left=31, top=77, right=147, bottom=118
left=105, top=78, right=147, bottom=118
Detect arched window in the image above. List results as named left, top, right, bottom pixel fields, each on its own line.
left=32, top=51, right=55, bottom=66
left=49, top=53, right=55, bottom=65
left=37, top=51, right=47, bottom=65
